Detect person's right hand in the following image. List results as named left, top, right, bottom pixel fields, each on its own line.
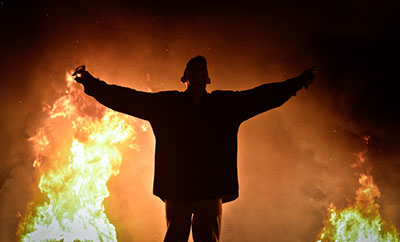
left=72, top=65, right=95, bottom=84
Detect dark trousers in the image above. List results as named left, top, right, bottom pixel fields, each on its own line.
left=164, top=198, right=222, bottom=242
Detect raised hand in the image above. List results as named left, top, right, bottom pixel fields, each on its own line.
left=299, top=66, right=318, bottom=89
left=72, top=65, right=95, bottom=84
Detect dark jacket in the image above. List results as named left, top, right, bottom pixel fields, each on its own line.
left=82, top=78, right=303, bottom=203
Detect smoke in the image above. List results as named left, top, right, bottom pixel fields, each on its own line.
left=1, top=0, right=399, bottom=241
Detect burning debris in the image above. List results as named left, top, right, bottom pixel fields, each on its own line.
left=17, top=72, right=138, bottom=242
left=316, top=144, right=400, bottom=242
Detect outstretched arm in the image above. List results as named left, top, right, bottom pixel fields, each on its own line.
left=73, top=65, right=157, bottom=121
left=234, top=67, right=317, bottom=122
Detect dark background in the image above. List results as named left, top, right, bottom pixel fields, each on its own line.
left=2, top=0, right=399, bottom=133
left=1, top=0, right=399, bottom=241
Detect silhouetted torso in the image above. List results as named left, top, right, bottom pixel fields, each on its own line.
left=82, top=78, right=300, bottom=202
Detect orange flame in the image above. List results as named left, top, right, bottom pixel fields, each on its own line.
left=316, top=148, right=400, bottom=242
left=18, top=72, right=138, bottom=242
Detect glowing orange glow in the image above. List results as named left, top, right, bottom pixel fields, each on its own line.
left=316, top=150, right=400, bottom=242
left=18, top=72, right=138, bottom=242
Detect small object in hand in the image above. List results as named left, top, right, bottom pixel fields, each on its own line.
left=72, top=65, right=86, bottom=77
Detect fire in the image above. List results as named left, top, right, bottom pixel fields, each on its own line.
left=18, top=72, right=138, bottom=242
left=316, top=149, right=400, bottom=242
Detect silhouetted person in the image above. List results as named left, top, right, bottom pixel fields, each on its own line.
left=73, top=56, right=316, bottom=242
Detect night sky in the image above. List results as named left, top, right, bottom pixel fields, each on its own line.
left=1, top=0, right=400, bottom=241
left=2, top=0, right=399, bottom=129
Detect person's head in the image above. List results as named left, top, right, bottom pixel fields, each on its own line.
left=181, top=56, right=211, bottom=88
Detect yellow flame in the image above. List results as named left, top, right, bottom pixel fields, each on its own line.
left=18, top=72, right=137, bottom=242
left=316, top=152, right=400, bottom=242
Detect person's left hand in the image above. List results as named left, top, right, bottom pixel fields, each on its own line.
left=299, top=66, right=318, bottom=89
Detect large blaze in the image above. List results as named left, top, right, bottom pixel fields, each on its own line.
left=17, top=72, right=137, bottom=242
left=317, top=146, right=400, bottom=242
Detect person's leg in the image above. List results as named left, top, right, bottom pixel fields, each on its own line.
left=192, top=198, right=222, bottom=242
left=164, top=200, right=192, bottom=242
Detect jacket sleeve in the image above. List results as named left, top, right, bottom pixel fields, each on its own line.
left=233, top=77, right=304, bottom=122
left=81, top=77, right=158, bottom=121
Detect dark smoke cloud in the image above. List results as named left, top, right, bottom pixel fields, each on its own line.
left=1, top=0, right=399, bottom=241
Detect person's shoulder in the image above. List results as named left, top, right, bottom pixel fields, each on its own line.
left=209, top=90, right=239, bottom=104
left=152, top=90, right=183, bottom=102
